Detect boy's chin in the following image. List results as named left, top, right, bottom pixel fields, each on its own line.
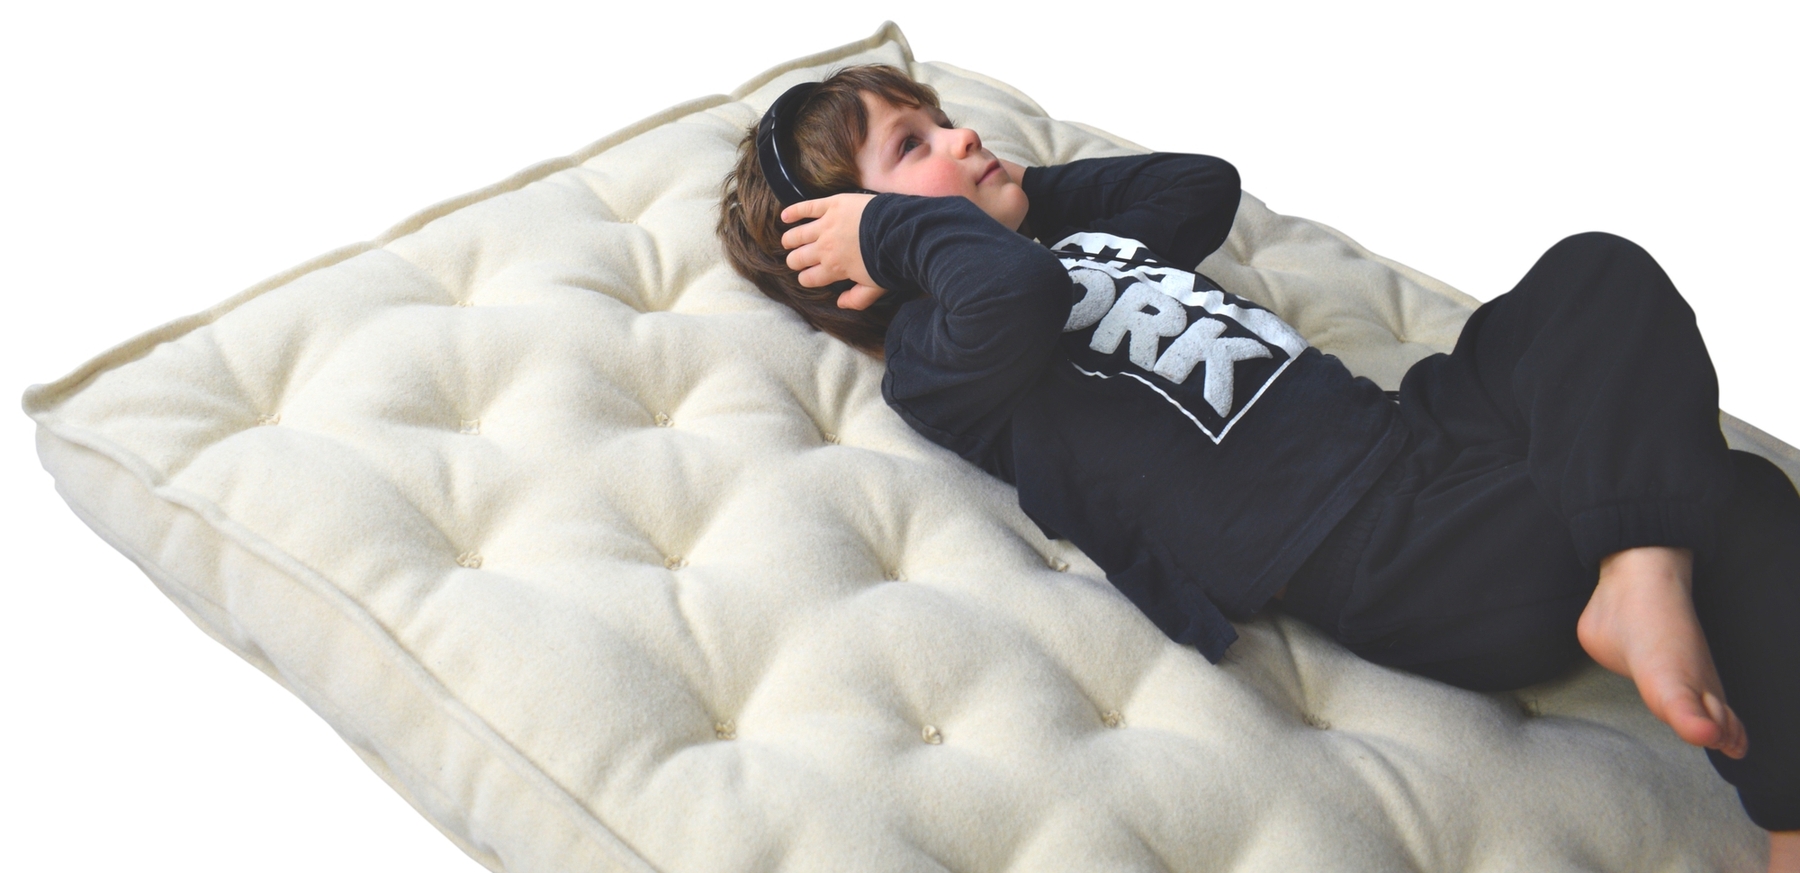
left=996, top=204, right=1030, bottom=233
left=980, top=190, right=1030, bottom=232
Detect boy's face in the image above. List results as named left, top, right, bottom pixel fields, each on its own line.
left=853, top=93, right=1029, bottom=232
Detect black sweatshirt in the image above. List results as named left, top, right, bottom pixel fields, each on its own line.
left=863, top=154, right=1405, bottom=661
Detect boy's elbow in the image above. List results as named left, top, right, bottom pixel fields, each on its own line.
left=1217, top=156, right=1240, bottom=186
left=1187, top=156, right=1241, bottom=261
left=1196, top=155, right=1241, bottom=204
left=1162, top=153, right=1238, bottom=194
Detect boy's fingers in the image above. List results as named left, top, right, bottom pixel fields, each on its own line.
left=780, top=221, right=820, bottom=251
left=779, top=198, right=827, bottom=225
left=784, top=245, right=818, bottom=273
left=795, top=265, right=843, bottom=289
left=835, top=283, right=887, bottom=310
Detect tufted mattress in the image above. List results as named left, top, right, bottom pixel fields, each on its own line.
left=24, top=22, right=1798, bottom=873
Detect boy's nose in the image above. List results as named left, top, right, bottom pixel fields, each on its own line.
left=950, top=127, right=981, bottom=156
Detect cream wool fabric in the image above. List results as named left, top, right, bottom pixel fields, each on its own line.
left=24, top=22, right=1795, bottom=873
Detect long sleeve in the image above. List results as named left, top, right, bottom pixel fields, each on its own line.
left=867, top=153, right=1405, bottom=665
left=1022, top=153, right=1240, bottom=268
left=866, top=154, right=1241, bottom=478
left=863, top=193, right=1073, bottom=476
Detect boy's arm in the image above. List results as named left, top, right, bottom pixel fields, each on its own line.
left=859, top=193, right=1074, bottom=473
left=1022, top=153, right=1240, bottom=267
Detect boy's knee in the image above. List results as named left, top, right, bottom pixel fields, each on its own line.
left=1533, top=230, right=1682, bottom=308
left=1540, top=229, right=1663, bottom=277
left=1547, top=231, right=1653, bottom=267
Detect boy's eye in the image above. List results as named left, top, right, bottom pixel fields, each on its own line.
left=900, top=137, right=920, bottom=155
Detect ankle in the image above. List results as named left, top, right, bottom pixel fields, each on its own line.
left=1596, top=546, right=1693, bottom=593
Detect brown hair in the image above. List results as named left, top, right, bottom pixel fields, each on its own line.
left=717, top=65, right=943, bottom=355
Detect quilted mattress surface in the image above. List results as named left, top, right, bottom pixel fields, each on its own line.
left=25, top=23, right=1795, bottom=873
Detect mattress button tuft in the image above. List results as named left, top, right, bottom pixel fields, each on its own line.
left=456, top=552, right=484, bottom=569
left=1302, top=712, right=1331, bottom=730
left=654, top=412, right=672, bottom=428
left=884, top=568, right=905, bottom=582
left=1101, top=710, right=1123, bottom=728
left=1521, top=698, right=1543, bottom=718
left=665, top=555, right=687, bottom=571
left=454, top=300, right=473, bottom=308
left=821, top=431, right=839, bottom=445
left=714, top=720, right=736, bottom=740
left=459, top=419, right=481, bottom=435
left=1046, top=556, right=1069, bottom=572
left=256, top=413, right=281, bottom=426
left=921, top=724, right=943, bottom=744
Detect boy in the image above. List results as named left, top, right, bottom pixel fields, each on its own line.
left=716, top=65, right=1798, bottom=867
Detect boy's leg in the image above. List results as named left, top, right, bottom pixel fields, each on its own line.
left=1395, top=233, right=1739, bottom=733
left=1694, top=451, right=1800, bottom=832
left=1308, top=449, right=1800, bottom=851
left=1333, top=232, right=1796, bottom=838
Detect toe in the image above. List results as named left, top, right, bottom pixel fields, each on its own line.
left=1678, top=710, right=1725, bottom=750
left=1656, top=685, right=1725, bottom=749
left=1720, top=704, right=1750, bottom=760
left=1699, top=692, right=1752, bottom=759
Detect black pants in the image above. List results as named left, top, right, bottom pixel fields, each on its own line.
left=1280, top=232, right=1800, bottom=831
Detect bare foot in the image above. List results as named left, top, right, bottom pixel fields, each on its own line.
left=1575, top=546, right=1748, bottom=759
left=1773, top=830, right=1800, bottom=873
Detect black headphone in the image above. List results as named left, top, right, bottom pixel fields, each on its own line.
left=755, top=81, right=885, bottom=302
left=756, top=81, right=875, bottom=209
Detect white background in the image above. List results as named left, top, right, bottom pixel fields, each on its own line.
left=3, top=2, right=1793, bottom=869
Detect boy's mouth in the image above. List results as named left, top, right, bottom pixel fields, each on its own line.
left=978, top=160, right=1001, bottom=184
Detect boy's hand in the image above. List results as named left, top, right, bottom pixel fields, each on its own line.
left=780, top=193, right=889, bottom=310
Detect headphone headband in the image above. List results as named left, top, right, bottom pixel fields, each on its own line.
left=755, top=82, right=821, bottom=208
